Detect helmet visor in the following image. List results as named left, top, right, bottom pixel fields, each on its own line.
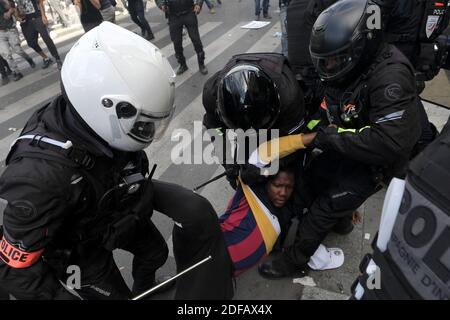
left=311, top=49, right=355, bottom=81
left=217, top=65, right=280, bottom=130
left=311, top=33, right=367, bottom=82
left=128, top=107, right=175, bottom=143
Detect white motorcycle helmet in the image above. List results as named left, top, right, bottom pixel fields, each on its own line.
left=61, top=22, right=176, bottom=152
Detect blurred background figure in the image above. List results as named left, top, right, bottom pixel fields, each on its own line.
left=46, top=0, right=71, bottom=27
left=255, top=0, right=271, bottom=20
left=203, top=0, right=216, bottom=14
left=279, top=0, right=289, bottom=56
left=127, top=0, right=154, bottom=40
left=74, top=0, right=103, bottom=32
left=0, top=0, right=35, bottom=82
left=98, top=0, right=116, bottom=23
left=15, top=0, right=63, bottom=69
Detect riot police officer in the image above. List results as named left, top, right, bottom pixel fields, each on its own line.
left=258, top=0, right=422, bottom=278
left=156, top=0, right=208, bottom=75
left=202, top=52, right=306, bottom=188
left=0, top=22, right=233, bottom=299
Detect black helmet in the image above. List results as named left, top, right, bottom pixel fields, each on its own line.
left=217, top=64, right=281, bottom=130
left=310, top=0, right=383, bottom=84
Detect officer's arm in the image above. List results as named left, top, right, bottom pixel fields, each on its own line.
left=202, top=71, right=226, bottom=130
left=0, top=176, right=77, bottom=299
left=312, top=64, right=420, bottom=165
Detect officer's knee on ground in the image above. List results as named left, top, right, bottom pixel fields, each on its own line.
left=183, top=193, right=221, bottom=237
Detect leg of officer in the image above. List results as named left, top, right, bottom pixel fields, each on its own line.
left=120, top=220, right=169, bottom=296
left=72, top=248, right=132, bottom=300
left=152, top=180, right=234, bottom=300
left=285, top=156, right=380, bottom=267
left=168, top=14, right=187, bottom=71
left=184, top=11, right=207, bottom=73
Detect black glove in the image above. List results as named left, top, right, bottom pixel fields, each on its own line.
left=224, top=164, right=240, bottom=189
left=240, top=163, right=268, bottom=186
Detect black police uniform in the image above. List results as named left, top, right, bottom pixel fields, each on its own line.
left=288, top=0, right=435, bottom=149
left=156, top=0, right=205, bottom=69
left=351, top=116, right=450, bottom=300
left=202, top=53, right=306, bottom=189
left=202, top=53, right=305, bottom=136
left=0, top=96, right=234, bottom=299
left=284, top=44, right=421, bottom=269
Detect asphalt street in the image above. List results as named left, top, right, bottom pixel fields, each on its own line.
left=0, top=0, right=449, bottom=300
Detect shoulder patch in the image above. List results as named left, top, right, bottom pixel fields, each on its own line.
left=384, top=83, right=404, bottom=102
left=9, top=200, right=37, bottom=220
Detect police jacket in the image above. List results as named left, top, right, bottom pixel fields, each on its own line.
left=0, top=95, right=150, bottom=299
left=155, top=0, right=203, bottom=16
left=308, top=44, right=421, bottom=176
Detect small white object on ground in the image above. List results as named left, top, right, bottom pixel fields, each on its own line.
left=365, top=233, right=371, bottom=240
left=293, top=276, right=317, bottom=287
left=241, top=21, right=271, bottom=29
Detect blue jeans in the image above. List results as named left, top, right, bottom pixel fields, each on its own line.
left=203, top=0, right=214, bottom=9
left=280, top=4, right=288, bottom=56
left=255, top=0, right=269, bottom=16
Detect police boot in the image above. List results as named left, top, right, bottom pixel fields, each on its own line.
left=332, top=217, right=354, bottom=235
left=144, top=29, right=155, bottom=41
left=197, top=52, right=208, bottom=75
left=176, top=63, right=188, bottom=75
left=258, top=256, right=307, bottom=279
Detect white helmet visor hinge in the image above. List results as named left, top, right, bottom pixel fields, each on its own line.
left=118, top=105, right=175, bottom=143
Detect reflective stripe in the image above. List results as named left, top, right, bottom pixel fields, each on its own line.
left=359, top=126, right=371, bottom=133
left=376, top=110, right=405, bottom=124
left=12, top=135, right=73, bottom=150
left=288, top=118, right=305, bottom=134
left=337, top=128, right=357, bottom=134
left=307, top=119, right=321, bottom=130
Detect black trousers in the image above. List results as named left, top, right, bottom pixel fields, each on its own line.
left=152, top=180, right=233, bottom=300
left=285, top=152, right=381, bottom=266
left=0, top=181, right=233, bottom=300
left=168, top=12, right=205, bottom=66
left=20, top=18, right=60, bottom=60
left=0, top=55, right=9, bottom=77
left=128, top=0, right=153, bottom=35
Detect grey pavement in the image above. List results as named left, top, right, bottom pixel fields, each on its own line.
left=1, top=0, right=450, bottom=300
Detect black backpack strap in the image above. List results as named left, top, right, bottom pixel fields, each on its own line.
left=7, top=134, right=95, bottom=170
